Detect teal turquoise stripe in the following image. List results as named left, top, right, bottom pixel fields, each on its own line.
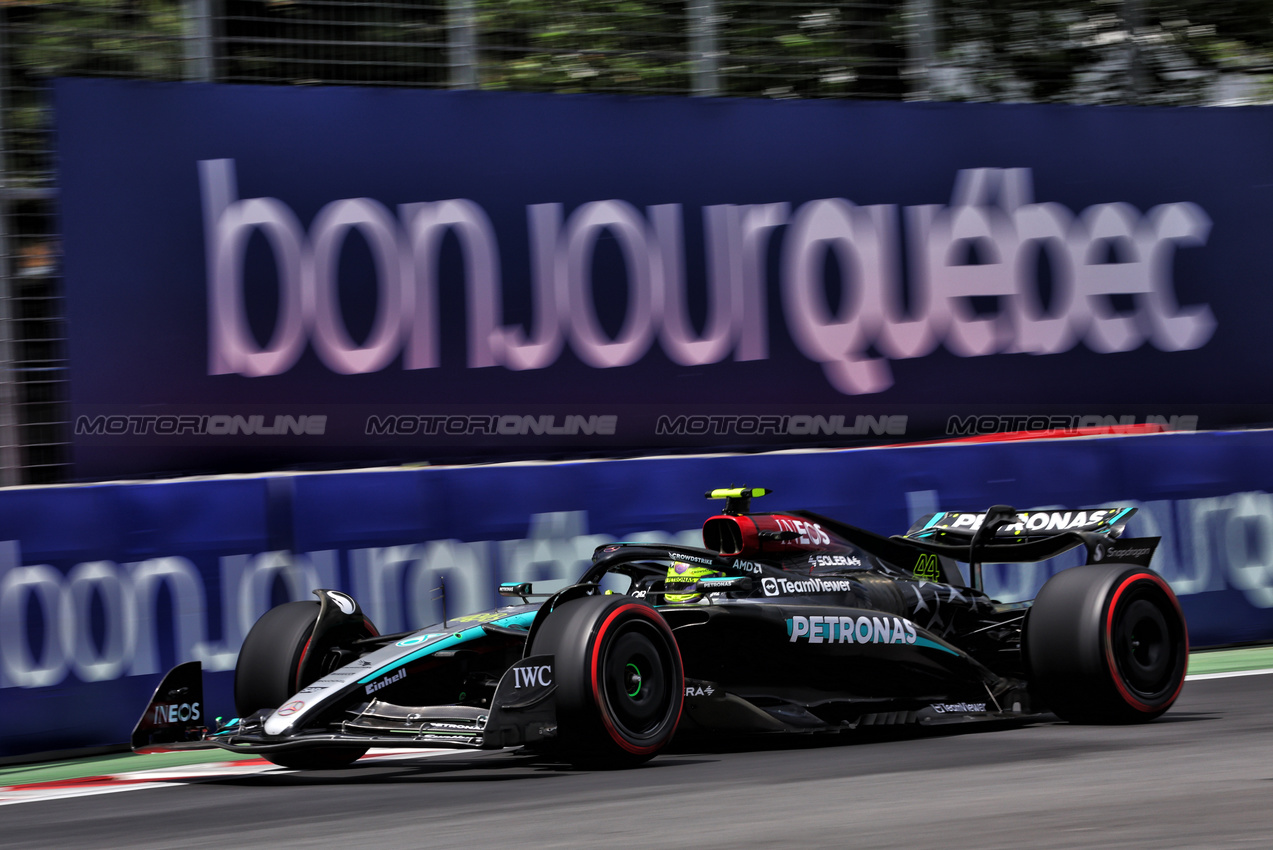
left=922, top=513, right=946, bottom=530
left=359, top=627, right=485, bottom=682
left=494, top=611, right=537, bottom=629
left=915, top=636, right=959, bottom=656
left=1107, top=507, right=1132, bottom=526
left=358, top=611, right=537, bottom=683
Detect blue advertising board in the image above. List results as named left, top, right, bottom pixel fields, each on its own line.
left=56, top=78, right=1273, bottom=479
left=4, top=430, right=1273, bottom=757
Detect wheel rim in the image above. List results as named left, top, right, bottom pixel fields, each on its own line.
left=598, top=620, right=675, bottom=742
left=625, top=663, right=643, bottom=697
left=1111, top=584, right=1182, bottom=700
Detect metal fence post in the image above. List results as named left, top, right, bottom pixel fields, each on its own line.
left=184, top=0, right=216, bottom=82
left=689, top=0, right=720, bottom=97
left=0, top=15, right=24, bottom=485
left=906, top=0, right=936, bottom=99
left=1125, top=0, right=1146, bottom=102
left=450, top=0, right=478, bottom=89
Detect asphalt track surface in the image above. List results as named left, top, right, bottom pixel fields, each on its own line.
left=4, top=674, right=1272, bottom=849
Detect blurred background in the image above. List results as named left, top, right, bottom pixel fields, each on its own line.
left=0, top=0, right=1271, bottom=485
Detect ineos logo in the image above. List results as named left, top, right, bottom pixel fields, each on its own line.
left=513, top=665, right=552, bottom=689
left=152, top=702, right=201, bottom=724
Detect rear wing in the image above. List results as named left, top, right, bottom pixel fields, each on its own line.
left=905, top=507, right=1136, bottom=542
left=896, top=506, right=1146, bottom=592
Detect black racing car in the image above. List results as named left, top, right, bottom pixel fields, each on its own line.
left=134, top=488, right=1188, bottom=768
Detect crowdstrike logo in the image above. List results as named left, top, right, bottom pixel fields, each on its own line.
left=201, top=161, right=1215, bottom=395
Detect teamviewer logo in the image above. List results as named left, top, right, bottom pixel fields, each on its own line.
left=761, top=577, right=779, bottom=596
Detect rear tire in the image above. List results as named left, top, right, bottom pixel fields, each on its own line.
left=1026, top=565, right=1187, bottom=723
left=529, top=595, right=683, bottom=768
left=234, top=601, right=369, bottom=769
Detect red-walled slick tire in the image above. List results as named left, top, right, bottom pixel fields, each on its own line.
left=529, top=595, right=684, bottom=768
left=1026, top=564, right=1188, bottom=723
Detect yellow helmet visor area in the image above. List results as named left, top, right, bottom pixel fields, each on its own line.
left=664, top=561, right=721, bottom=603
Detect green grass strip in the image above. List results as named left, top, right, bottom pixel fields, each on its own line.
left=1187, top=644, right=1273, bottom=676
left=0, top=747, right=256, bottom=787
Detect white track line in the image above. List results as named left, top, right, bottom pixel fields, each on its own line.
left=0, top=748, right=461, bottom=807
left=1186, top=667, right=1273, bottom=681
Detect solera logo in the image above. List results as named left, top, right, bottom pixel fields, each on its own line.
left=202, top=160, right=1215, bottom=394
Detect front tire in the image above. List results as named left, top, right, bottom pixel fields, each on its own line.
left=234, top=601, right=369, bottom=769
left=1026, top=564, right=1188, bottom=723
left=529, top=595, right=684, bottom=768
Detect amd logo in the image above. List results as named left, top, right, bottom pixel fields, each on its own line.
left=513, top=665, right=552, bottom=689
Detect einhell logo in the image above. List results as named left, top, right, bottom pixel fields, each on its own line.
left=364, top=669, right=407, bottom=695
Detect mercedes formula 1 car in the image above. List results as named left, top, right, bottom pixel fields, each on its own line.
left=133, top=488, right=1188, bottom=769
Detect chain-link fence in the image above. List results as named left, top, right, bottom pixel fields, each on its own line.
left=1, top=0, right=1270, bottom=484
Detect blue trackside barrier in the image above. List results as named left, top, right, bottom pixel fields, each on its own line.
left=4, top=429, right=1273, bottom=757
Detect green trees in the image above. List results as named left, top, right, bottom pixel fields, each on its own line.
left=1, top=0, right=1269, bottom=105
left=933, top=0, right=1273, bottom=104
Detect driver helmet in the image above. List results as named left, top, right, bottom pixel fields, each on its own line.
left=664, top=560, right=721, bottom=603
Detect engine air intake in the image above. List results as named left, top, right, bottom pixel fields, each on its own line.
left=703, top=517, right=743, bottom=555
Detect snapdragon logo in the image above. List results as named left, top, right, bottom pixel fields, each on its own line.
left=202, top=162, right=1214, bottom=395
